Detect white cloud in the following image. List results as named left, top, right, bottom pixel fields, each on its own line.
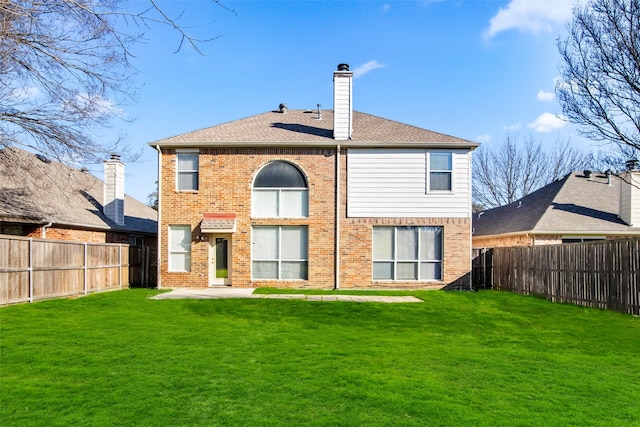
left=537, top=90, right=555, bottom=102
left=528, top=112, right=567, bottom=132
left=483, top=0, right=581, bottom=40
left=353, top=60, right=386, bottom=79
left=476, top=134, right=491, bottom=143
left=503, top=123, right=522, bottom=131
left=11, top=86, right=41, bottom=101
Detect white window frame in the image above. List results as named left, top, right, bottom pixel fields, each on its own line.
left=176, top=150, right=199, bottom=192
left=168, top=225, right=192, bottom=272
left=372, top=226, right=443, bottom=281
left=251, top=226, right=308, bottom=280
left=252, top=188, right=309, bottom=218
left=426, top=151, right=453, bottom=193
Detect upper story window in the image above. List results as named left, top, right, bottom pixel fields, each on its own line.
left=428, top=152, right=452, bottom=192
left=252, top=161, right=308, bottom=218
left=176, top=150, right=199, bottom=191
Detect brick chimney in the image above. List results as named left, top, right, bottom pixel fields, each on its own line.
left=333, top=63, right=353, bottom=140
left=104, top=153, right=125, bottom=226
left=619, top=170, right=640, bottom=227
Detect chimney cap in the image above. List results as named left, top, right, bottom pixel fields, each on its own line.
left=337, top=63, right=350, bottom=71
left=109, top=153, right=121, bottom=161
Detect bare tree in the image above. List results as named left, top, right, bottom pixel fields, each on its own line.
left=0, top=0, right=231, bottom=164
left=556, top=0, right=640, bottom=156
left=473, top=135, right=594, bottom=209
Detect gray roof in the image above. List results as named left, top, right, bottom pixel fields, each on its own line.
left=0, top=147, right=157, bottom=235
left=151, top=110, right=477, bottom=148
left=473, top=172, right=640, bottom=237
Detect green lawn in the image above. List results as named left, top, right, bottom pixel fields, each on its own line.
left=1, top=289, right=639, bottom=426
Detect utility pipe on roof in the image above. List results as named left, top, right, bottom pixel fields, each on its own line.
left=41, top=221, right=52, bottom=239
left=155, top=145, right=162, bottom=289
left=335, top=144, right=341, bottom=290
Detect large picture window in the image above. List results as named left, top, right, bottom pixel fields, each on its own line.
left=373, top=226, right=443, bottom=281
left=252, top=226, right=308, bottom=280
left=176, top=151, right=199, bottom=191
left=168, top=225, right=192, bottom=272
left=252, top=161, right=308, bottom=218
left=428, top=152, right=452, bottom=192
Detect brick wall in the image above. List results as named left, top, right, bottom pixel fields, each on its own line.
left=159, top=148, right=472, bottom=289
left=472, top=234, right=534, bottom=249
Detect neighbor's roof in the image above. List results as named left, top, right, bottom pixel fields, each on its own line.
left=0, top=147, right=157, bottom=234
left=473, top=172, right=640, bottom=238
left=150, top=110, right=477, bottom=148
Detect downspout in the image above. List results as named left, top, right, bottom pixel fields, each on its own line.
left=155, top=145, right=162, bottom=289
left=41, top=221, right=52, bottom=239
left=335, top=144, right=341, bottom=290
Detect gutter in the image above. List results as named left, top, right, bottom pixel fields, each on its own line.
left=151, top=141, right=480, bottom=150
left=155, top=145, right=162, bottom=289
left=335, top=144, right=341, bottom=290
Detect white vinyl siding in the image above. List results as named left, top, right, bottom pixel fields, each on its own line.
left=347, top=149, right=471, bottom=218
left=168, top=225, right=191, bottom=272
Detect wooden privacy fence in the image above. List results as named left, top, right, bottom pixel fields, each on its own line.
left=0, top=235, right=129, bottom=305
left=489, top=238, right=640, bottom=315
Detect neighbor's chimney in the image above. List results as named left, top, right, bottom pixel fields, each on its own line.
left=619, top=167, right=640, bottom=227
left=333, top=63, right=353, bottom=140
left=104, top=153, right=125, bottom=226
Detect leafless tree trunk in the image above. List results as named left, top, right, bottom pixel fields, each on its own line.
left=473, top=135, right=594, bottom=209
left=556, top=0, right=640, bottom=156
left=0, top=0, right=230, bottom=164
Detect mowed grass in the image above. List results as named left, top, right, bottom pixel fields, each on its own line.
left=1, top=289, right=639, bottom=426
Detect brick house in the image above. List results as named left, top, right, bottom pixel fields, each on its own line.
left=0, top=147, right=157, bottom=246
left=151, top=64, right=478, bottom=289
left=472, top=170, right=640, bottom=248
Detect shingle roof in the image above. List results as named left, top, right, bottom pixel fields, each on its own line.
left=201, top=213, right=236, bottom=232
left=0, top=147, right=157, bottom=234
left=473, top=172, right=640, bottom=237
left=150, top=110, right=476, bottom=148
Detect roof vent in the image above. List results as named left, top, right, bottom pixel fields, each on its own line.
left=279, top=103, right=288, bottom=113
left=625, top=159, right=639, bottom=171
left=337, top=63, right=350, bottom=71
left=317, top=103, right=322, bottom=120
left=35, top=153, right=51, bottom=164
left=584, top=169, right=592, bottom=179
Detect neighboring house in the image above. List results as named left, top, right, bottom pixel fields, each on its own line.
left=472, top=170, right=640, bottom=248
left=0, top=147, right=157, bottom=246
left=151, top=64, right=478, bottom=289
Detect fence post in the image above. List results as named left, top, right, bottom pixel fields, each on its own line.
left=28, top=238, right=33, bottom=303
left=83, top=243, right=88, bottom=295
left=119, top=245, right=122, bottom=289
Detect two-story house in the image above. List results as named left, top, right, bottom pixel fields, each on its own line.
left=151, top=64, right=478, bottom=289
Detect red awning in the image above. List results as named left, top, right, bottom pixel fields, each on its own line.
left=201, top=213, right=236, bottom=233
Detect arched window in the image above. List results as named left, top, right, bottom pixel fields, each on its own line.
left=252, top=161, right=308, bottom=218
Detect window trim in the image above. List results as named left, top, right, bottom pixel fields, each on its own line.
left=251, top=225, right=308, bottom=280
left=426, top=151, right=453, bottom=193
left=372, top=226, right=443, bottom=281
left=251, top=161, right=309, bottom=218
left=176, top=149, right=199, bottom=192
left=168, top=225, right=192, bottom=272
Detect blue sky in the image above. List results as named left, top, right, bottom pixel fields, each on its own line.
left=102, top=0, right=588, bottom=202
